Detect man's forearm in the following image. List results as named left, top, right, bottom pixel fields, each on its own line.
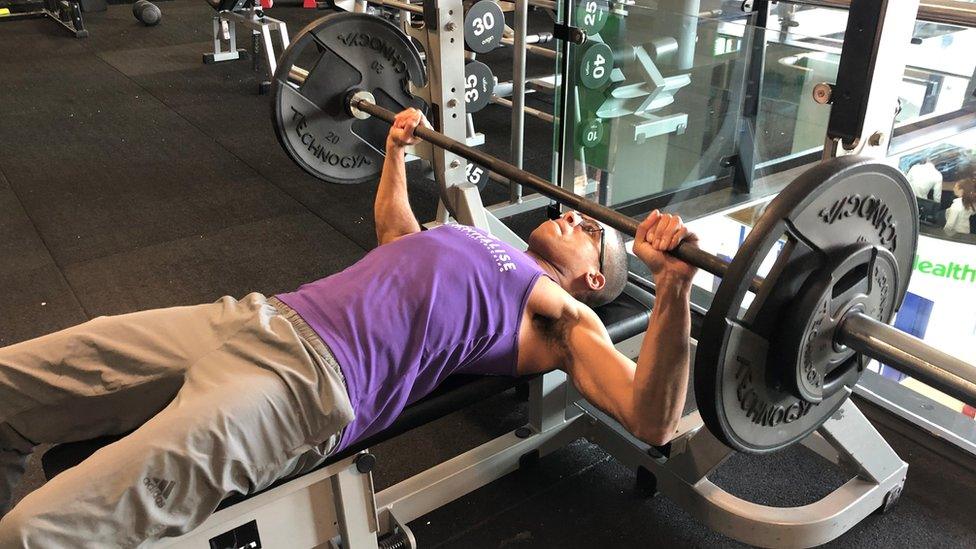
left=632, top=275, right=692, bottom=444
left=374, top=145, right=421, bottom=244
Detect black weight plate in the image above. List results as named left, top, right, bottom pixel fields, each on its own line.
left=578, top=41, right=613, bottom=89
left=464, top=161, right=489, bottom=191
left=575, top=0, right=608, bottom=36
left=777, top=245, right=900, bottom=403
left=464, top=60, right=494, bottom=113
left=464, top=1, right=503, bottom=53
left=695, top=157, right=918, bottom=454
left=271, top=13, right=427, bottom=185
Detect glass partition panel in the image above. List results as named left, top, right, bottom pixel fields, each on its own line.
left=554, top=2, right=844, bottom=219
left=898, top=21, right=976, bottom=125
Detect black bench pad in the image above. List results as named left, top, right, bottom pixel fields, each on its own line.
left=41, top=286, right=653, bottom=499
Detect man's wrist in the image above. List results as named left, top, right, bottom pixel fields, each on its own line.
left=385, top=141, right=406, bottom=156
left=653, top=273, right=693, bottom=296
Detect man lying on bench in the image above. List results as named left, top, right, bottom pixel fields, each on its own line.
left=0, top=109, right=698, bottom=547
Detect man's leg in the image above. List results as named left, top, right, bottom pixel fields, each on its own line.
left=0, top=295, right=354, bottom=548
left=0, top=294, right=277, bottom=515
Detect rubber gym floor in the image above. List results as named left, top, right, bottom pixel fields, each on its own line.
left=1, top=2, right=975, bottom=546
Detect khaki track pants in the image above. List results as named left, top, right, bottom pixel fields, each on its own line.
left=0, top=293, right=354, bottom=548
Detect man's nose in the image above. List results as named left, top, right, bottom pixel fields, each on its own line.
left=564, top=211, right=581, bottom=226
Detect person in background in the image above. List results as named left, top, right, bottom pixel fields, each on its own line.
left=944, top=178, right=976, bottom=235
left=907, top=159, right=943, bottom=201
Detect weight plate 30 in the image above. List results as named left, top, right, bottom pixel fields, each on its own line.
left=270, top=13, right=427, bottom=185
left=464, top=0, right=503, bottom=54
left=694, top=157, right=918, bottom=454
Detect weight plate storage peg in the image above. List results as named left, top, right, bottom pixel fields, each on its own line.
left=270, top=13, right=428, bottom=185
left=464, top=0, right=504, bottom=54
left=694, top=157, right=918, bottom=454
left=464, top=60, right=495, bottom=113
left=576, top=0, right=608, bottom=36
left=578, top=41, right=613, bottom=89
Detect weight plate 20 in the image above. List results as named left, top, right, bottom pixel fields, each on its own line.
left=694, top=157, right=918, bottom=454
left=271, top=13, right=427, bottom=185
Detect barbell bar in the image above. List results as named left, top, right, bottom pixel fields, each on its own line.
left=839, top=312, right=976, bottom=409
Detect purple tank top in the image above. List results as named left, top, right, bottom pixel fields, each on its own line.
left=276, top=224, right=546, bottom=452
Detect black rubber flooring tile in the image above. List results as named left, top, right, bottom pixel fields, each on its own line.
left=80, top=3, right=213, bottom=52
left=0, top=171, right=88, bottom=346
left=0, top=266, right=88, bottom=347
left=834, top=420, right=976, bottom=549
left=61, top=211, right=365, bottom=316
left=0, top=103, right=305, bottom=266
left=99, top=43, right=280, bottom=106
left=0, top=172, right=52, bottom=276
left=172, top=94, right=425, bottom=250
left=0, top=18, right=90, bottom=59
left=0, top=52, right=143, bottom=118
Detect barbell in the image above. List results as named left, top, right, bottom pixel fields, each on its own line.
left=270, top=12, right=976, bottom=454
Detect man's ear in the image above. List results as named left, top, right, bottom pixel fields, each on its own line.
left=585, top=270, right=606, bottom=292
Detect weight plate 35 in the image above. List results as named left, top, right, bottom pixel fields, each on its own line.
left=694, top=157, right=918, bottom=453
left=464, top=60, right=494, bottom=113
left=271, top=13, right=427, bottom=185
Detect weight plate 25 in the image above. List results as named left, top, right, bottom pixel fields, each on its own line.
left=576, top=0, right=608, bottom=36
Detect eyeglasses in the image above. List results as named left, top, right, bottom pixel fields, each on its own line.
left=578, top=217, right=606, bottom=274
left=546, top=208, right=606, bottom=274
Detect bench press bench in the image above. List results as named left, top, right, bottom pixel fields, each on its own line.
left=40, top=286, right=655, bottom=547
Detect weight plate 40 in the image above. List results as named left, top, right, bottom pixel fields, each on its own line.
left=578, top=41, right=613, bottom=89
left=270, top=13, right=427, bottom=185
left=464, top=0, right=503, bottom=54
left=694, top=157, right=918, bottom=454
left=464, top=60, right=494, bottom=113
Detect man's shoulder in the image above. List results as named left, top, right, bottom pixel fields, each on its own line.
left=527, top=278, right=600, bottom=326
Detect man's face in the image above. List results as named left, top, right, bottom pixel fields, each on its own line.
left=528, top=211, right=605, bottom=279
